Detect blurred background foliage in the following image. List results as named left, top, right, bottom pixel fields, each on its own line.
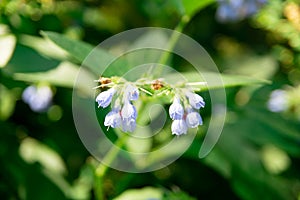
left=0, top=0, right=300, bottom=199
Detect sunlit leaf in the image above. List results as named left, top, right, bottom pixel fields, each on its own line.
left=0, top=85, right=16, bottom=120
left=19, top=137, right=67, bottom=175
left=0, top=34, right=16, bottom=68
left=13, top=61, right=92, bottom=93
left=114, top=187, right=162, bottom=200
left=166, top=71, right=270, bottom=91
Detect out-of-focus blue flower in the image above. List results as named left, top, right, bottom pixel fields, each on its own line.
left=22, top=85, right=53, bottom=112
left=122, top=118, right=136, bottom=132
left=186, top=91, right=205, bottom=109
left=171, top=119, right=188, bottom=136
left=96, top=88, right=116, bottom=108
left=169, top=96, right=184, bottom=120
left=216, top=0, right=268, bottom=22
left=186, top=111, right=203, bottom=128
left=104, top=109, right=122, bottom=128
left=124, top=84, right=139, bottom=101
left=267, top=89, right=288, bottom=113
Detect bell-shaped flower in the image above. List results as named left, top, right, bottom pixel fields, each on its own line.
left=121, top=101, right=137, bottom=119
left=124, top=84, right=139, bottom=101
left=121, top=118, right=136, bottom=132
left=186, top=111, right=203, bottom=128
left=96, top=88, right=116, bottom=108
left=104, top=109, right=122, bottom=128
left=171, top=119, right=188, bottom=136
left=169, top=97, right=184, bottom=120
left=186, top=91, right=205, bottom=109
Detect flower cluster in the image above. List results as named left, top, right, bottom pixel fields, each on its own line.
left=169, top=91, right=205, bottom=136
left=96, top=83, right=139, bottom=132
left=216, top=0, right=268, bottom=22
left=95, top=77, right=206, bottom=136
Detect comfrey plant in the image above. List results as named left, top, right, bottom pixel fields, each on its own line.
left=95, top=77, right=206, bottom=136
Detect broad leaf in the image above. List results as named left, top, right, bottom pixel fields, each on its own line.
left=166, top=71, right=270, bottom=91
left=41, top=31, right=128, bottom=76
left=0, top=34, right=16, bottom=68
left=181, top=0, right=215, bottom=17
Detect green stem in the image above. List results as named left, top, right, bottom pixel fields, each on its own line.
left=147, top=14, right=191, bottom=77
left=94, top=133, right=128, bottom=200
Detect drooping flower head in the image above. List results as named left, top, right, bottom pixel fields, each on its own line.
left=95, top=76, right=206, bottom=135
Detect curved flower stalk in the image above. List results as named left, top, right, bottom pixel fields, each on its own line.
left=95, top=76, right=206, bottom=135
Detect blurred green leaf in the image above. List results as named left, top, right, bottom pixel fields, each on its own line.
left=0, top=84, right=16, bottom=120
left=0, top=34, right=16, bottom=68
left=181, top=0, right=215, bottom=17
left=41, top=31, right=94, bottom=63
left=19, top=137, right=67, bottom=175
left=41, top=31, right=125, bottom=75
left=12, top=61, right=77, bottom=87
left=114, top=187, right=162, bottom=200
left=166, top=71, right=270, bottom=91
left=3, top=43, right=60, bottom=74
left=19, top=34, right=69, bottom=61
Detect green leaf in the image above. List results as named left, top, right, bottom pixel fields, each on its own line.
left=0, top=34, right=16, bottom=68
left=41, top=31, right=94, bottom=62
left=13, top=61, right=92, bottom=92
left=0, top=85, right=16, bottom=120
left=41, top=31, right=128, bottom=76
left=181, top=0, right=215, bottom=17
left=3, top=43, right=60, bottom=74
left=19, top=34, right=68, bottom=61
left=114, top=187, right=163, bottom=200
left=166, top=71, right=270, bottom=91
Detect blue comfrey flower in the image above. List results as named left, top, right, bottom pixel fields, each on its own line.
left=216, top=0, right=268, bottom=22
left=124, top=84, right=139, bottom=101
left=186, top=111, right=203, bottom=128
left=120, top=101, right=137, bottom=132
left=169, top=96, right=184, bottom=120
left=185, top=91, right=205, bottom=109
left=171, top=119, right=188, bottom=136
left=122, top=118, right=136, bottom=132
left=95, top=77, right=206, bottom=135
left=96, top=87, right=116, bottom=108
left=121, top=101, right=137, bottom=119
left=22, top=85, right=53, bottom=112
left=104, top=109, right=122, bottom=128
